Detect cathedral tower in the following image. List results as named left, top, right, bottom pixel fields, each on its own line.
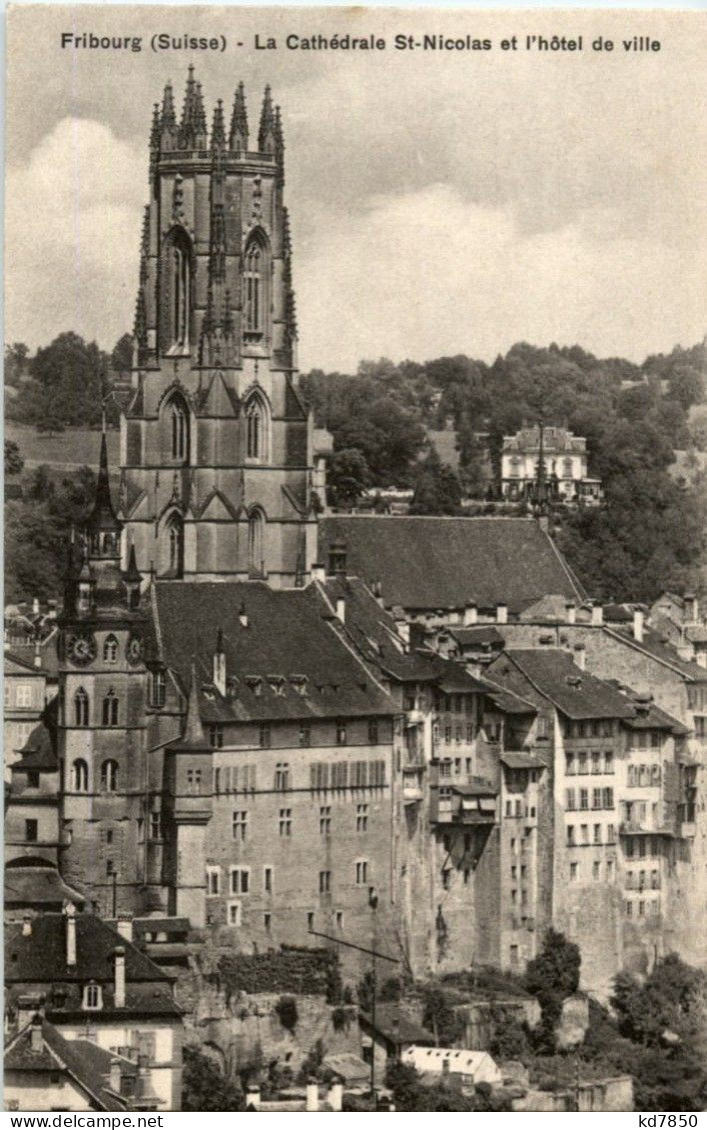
left=122, top=71, right=316, bottom=585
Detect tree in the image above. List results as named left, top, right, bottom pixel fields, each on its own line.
left=4, top=343, right=29, bottom=387
left=611, top=954, right=707, bottom=1048
left=524, top=929, right=581, bottom=1049
left=110, top=332, right=134, bottom=373
left=327, top=447, right=370, bottom=508
left=182, top=1045, right=245, bottom=1111
left=10, top=332, right=113, bottom=428
left=410, top=451, right=462, bottom=515
left=4, top=440, right=24, bottom=476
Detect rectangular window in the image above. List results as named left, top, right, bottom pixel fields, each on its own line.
left=307, top=911, right=314, bottom=931
left=26, top=770, right=40, bottom=789
left=592, top=788, right=602, bottom=810
left=444, top=726, right=452, bottom=744
left=565, top=788, right=576, bottom=811
left=209, top=724, right=224, bottom=749
left=603, top=787, right=614, bottom=810
left=606, top=860, right=614, bottom=882
left=578, top=752, right=588, bottom=775
left=263, top=866, right=273, bottom=894
left=16, top=684, right=33, bottom=708
left=336, top=720, right=347, bottom=746
left=319, top=806, right=331, bottom=835
left=274, top=762, right=290, bottom=791
left=604, top=751, right=614, bottom=774
left=186, top=768, right=202, bottom=794
left=25, top=819, right=38, bottom=843
left=592, top=861, right=600, bottom=881
left=593, top=824, right=602, bottom=844
left=232, top=811, right=248, bottom=841
left=356, top=804, right=369, bottom=832
left=299, top=722, right=311, bottom=747
left=579, top=789, right=589, bottom=811
left=591, top=751, right=601, bottom=775
left=319, top=870, right=331, bottom=894
left=336, top=911, right=343, bottom=930
left=565, top=753, right=576, bottom=776
left=355, top=860, right=368, bottom=885
left=106, top=859, right=114, bottom=877
left=580, top=824, right=589, bottom=845
left=279, top=808, right=292, bottom=837
left=264, top=913, right=271, bottom=931
left=368, top=718, right=379, bottom=745
left=230, top=868, right=249, bottom=895
left=206, top=866, right=220, bottom=896
left=570, top=862, right=578, bottom=882
left=227, top=901, right=242, bottom=927
left=566, top=825, right=575, bottom=846
left=149, top=812, right=162, bottom=840
left=259, top=724, right=271, bottom=749
left=214, top=768, right=221, bottom=795
left=607, top=823, right=615, bottom=844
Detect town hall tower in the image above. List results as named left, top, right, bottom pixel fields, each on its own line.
left=122, top=71, right=317, bottom=584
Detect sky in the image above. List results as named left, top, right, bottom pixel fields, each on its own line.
left=5, top=6, right=706, bottom=371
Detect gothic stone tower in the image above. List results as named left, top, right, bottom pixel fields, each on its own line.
left=58, top=434, right=151, bottom=916
left=122, top=71, right=317, bottom=585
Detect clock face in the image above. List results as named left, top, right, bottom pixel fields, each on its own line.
left=126, top=634, right=144, bottom=666
left=66, top=632, right=97, bottom=667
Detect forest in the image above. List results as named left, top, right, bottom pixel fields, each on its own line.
left=4, top=334, right=706, bottom=605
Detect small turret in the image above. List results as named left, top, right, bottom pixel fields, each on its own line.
left=172, top=660, right=208, bottom=751
left=229, top=82, right=248, bottom=151
left=161, top=81, right=177, bottom=147
left=85, top=428, right=122, bottom=561
left=179, top=66, right=203, bottom=148
left=258, top=85, right=276, bottom=154
left=149, top=102, right=161, bottom=151
left=210, top=99, right=226, bottom=150
left=122, top=542, right=143, bottom=611
left=273, top=105, right=285, bottom=184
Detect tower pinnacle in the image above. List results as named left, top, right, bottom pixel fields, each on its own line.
left=258, top=85, right=276, bottom=153
left=229, top=81, right=248, bottom=151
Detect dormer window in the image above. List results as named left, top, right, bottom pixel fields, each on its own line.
left=83, top=983, right=103, bottom=1011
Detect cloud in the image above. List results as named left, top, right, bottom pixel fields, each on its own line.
left=296, top=184, right=705, bottom=370
left=6, top=118, right=146, bottom=350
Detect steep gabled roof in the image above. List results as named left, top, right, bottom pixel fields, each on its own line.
left=5, top=913, right=173, bottom=985
left=490, top=650, right=635, bottom=721
left=150, top=580, right=394, bottom=721
left=318, top=516, right=584, bottom=613
left=5, top=1019, right=135, bottom=1111
left=607, top=625, right=707, bottom=682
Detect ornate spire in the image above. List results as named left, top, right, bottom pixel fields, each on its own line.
left=123, top=541, right=142, bottom=585
left=133, top=285, right=147, bottom=350
left=179, top=65, right=199, bottom=147
left=139, top=205, right=149, bottom=285
left=229, top=82, right=248, bottom=151
left=274, top=105, right=285, bottom=184
left=210, top=98, right=226, bottom=150
left=149, top=102, right=161, bottom=150
left=86, top=428, right=122, bottom=537
left=258, top=85, right=276, bottom=153
left=194, top=81, right=208, bottom=137
left=161, top=81, right=176, bottom=130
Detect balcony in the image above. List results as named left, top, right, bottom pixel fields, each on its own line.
left=405, top=709, right=425, bottom=726
left=680, top=822, right=696, bottom=839
left=430, top=783, right=497, bottom=826
left=620, top=822, right=675, bottom=838
left=403, top=783, right=424, bottom=805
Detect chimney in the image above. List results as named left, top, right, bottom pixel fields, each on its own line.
left=565, top=602, right=576, bottom=626
left=305, top=1079, right=319, bottom=1112
left=114, top=946, right=126, bottom=1008
left=496, top=603, right=508, bottom=625
left=109, top=1058, right=122, bottom=1094
left=64, top=902, right=77, bottom=967
left=328, top=1077, right=344, bottom=1113
left=238, top=602, right=249, bottom=629
left=574, top=645, right=586, bottom=671
left=633, top=608, right=644, bottom=644
left=335, top=598, right=345, bottom=624
left=372, top=580, right=384, bottom=607
left=30, top=1015, right=43, bottom=1054
left=591, top=604, right=604, bottom=627
left=684, top=592, right=697, bottom=624
left=22, top=915, right=32, bottom=937
left=213, top=629, right=226, bottom=695
left=463, top=601, right=478, bottom=627
left=246, top=1087, right=261, bottom=1111
left=311, top=563, right=326, bottom=583
left=32, top=597, right=40, bottom=616
left=33, top=642, right=42, bottom=668
left=116, top=915, right=133, bottom=944
left=395, top=618, right=410, bottom=647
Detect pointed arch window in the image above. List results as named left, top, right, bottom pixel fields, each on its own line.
left=101, top=759, right=119, bottom=793
left=102, top=689, right=119, bottom=727
left=243, top=232, right=269, bottom=342
left=162, top=228, right=192, bottom=353
left=248, top=509, right=265, bottom=577
left=245, top=392, right=270, bottom=462
left=74, top=687, right=89, bottom=727
left=171, top=400, right=188, bottom=462
left=72, top=759, right=89, bottom=792
left=166, top=515, right=185, bottom=578
left=103, top=635, right=118, bottom=663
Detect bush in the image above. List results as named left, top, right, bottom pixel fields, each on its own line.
left=275, top=995, right=299, bottom=1032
